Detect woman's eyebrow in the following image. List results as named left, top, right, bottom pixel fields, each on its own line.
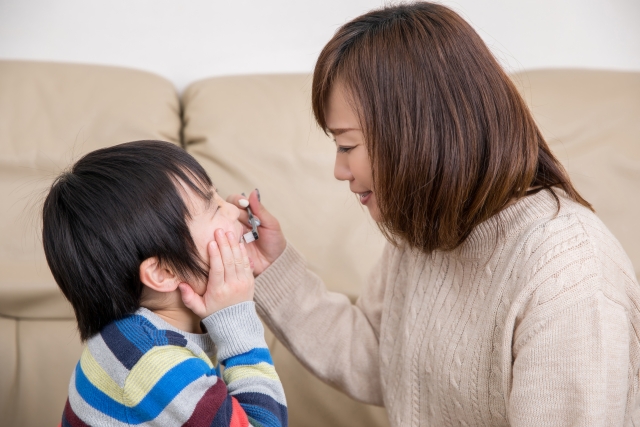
left=327, top=127, right=360, bottom=136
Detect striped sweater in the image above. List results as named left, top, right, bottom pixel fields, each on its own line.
left=60, top=301, right=287, bottom=427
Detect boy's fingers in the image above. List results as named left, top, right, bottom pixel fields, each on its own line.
left=207, top=240, right=224, bottom=289
left=214, top=229, right=237, bottom=282
left=226, top=231, right=245, bottom=279
left=240, top=242, right=252, bottom=277
left=178, top=283, right=204, bottom=317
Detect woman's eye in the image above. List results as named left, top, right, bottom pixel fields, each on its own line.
left=337, top=146, right=354, bottom=153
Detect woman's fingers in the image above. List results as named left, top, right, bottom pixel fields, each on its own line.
left=226, top=189, right=287, bottom=275
left=226, top=194, right=251, bottom=226
left=246, top=189, right=276, bottom=229
left=227, top=190, right=279, bottom=231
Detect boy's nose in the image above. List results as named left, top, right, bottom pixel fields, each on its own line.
left=229, top=201, right=241, bottom=219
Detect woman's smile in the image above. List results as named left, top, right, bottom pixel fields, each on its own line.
left=356, top=191, right=372, bottom=205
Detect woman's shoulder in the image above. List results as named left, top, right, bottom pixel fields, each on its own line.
left=507, top=190, right=638, bottom=313
left=522, top=190, right=633, bottom=275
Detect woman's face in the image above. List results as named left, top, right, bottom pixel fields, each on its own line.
left=326, top=82, right=380, bottom=222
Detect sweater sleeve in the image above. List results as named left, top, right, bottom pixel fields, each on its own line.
left=61, top=303, right=286, bottom=427
left=507, top=256, right=631, bottom=426
left=253, top=242, right=389, bottom=405
left=203, top=301, right=288, bottom=427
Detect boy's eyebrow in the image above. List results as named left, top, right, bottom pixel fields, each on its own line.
left=202, top=187, right=215, bottom=210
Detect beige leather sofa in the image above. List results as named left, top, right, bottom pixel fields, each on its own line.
left=0, top=60, right=638, bottom=427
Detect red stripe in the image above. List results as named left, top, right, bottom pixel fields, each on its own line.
left=183, top=379, right=228, bottom=427
left=63, top=399, right=90, bottom=427
left=229, top=397, right=249, bottom=427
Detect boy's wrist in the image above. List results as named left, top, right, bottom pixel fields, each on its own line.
left=202, top=301, right=267, bottom=362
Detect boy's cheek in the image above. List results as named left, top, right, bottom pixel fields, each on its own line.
left=196, top=275, right=210, bottom=296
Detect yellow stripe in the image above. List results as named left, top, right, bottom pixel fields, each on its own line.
left=79, top=348, right=125, bottom=404
left=194, top=349, right=216, bottom=368
left=223, top=362, right=280, bottom=383
left=125, top=345, right=200, bottom=406
left=81, top=343, right=214, bottom=407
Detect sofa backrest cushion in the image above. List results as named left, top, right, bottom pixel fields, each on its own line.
left=0, top=61, right=182, bottom=319
left=512, top=69, right=640, bottom=281
left=182, top=74, right=388, bottom=300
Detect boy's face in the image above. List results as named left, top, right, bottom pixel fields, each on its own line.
left=182, top=183, right=246, bottom=294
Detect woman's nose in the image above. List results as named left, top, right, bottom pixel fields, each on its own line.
left=334, top=156, right=352, bottom=181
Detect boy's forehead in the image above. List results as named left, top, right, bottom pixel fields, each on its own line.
left=176, top=179, right=216, bottom=213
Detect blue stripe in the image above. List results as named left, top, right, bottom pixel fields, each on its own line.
left=224, top=348, right=273, bottom=368
left=75, top=357, right=215, bottom=423
left=104, top=315, right=189, bottom=370
left=115, top=315, right=159, bottom=354
left=100, top=321, right=144, bottom=370
left=165, top=330, right=188, bottom=347
left=235, top=392, right=287, bottom=427
left=210, top=395, right=233, bottom=426
left=241, top=404, right=283, bottom=427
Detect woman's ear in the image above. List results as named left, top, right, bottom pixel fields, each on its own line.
left=139, top=257, right=180, bottom=293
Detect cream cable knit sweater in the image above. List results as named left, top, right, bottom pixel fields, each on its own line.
left=254, top=190, right=640, bottom=426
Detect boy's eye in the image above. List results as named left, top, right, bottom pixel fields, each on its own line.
left=212, top=204, right=220, bottom=217
left=337, top=146, right=354, bottom=153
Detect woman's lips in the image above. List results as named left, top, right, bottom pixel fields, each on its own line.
left=358, top=191, right=372, bottom=205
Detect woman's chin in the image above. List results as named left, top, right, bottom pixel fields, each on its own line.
left=366, top=205, right=381, bottom=222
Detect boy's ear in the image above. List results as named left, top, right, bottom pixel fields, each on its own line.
left=139, top=257, right=180, bottom=293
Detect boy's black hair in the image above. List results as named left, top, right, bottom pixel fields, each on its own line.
left=42, top=140, right=213, bottom=341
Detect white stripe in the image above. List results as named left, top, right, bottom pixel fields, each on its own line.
left=86, top=333, right=130, bottom=388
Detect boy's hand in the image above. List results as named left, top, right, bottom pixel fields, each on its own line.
left=178, top=229, right=254, bottom=319
left=227, top=189, right=286, bottom=275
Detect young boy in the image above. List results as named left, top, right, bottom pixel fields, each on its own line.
left=43, top=140, right=287, bottom=426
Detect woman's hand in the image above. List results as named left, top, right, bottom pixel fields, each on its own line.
left=227, top=189, right=286, bottom=275
left=178, top=229, right=254, bottom=319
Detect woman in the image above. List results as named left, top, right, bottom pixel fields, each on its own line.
left=191, top=3, right=640, bottom=425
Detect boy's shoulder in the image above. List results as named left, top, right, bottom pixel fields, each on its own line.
left=68, top=310, right=223, bottom=425
left=84, top=308, right=217, bottom=377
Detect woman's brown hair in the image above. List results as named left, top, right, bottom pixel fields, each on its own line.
left=312, top=2, right=591, bottom=253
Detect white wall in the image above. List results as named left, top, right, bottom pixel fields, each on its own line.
left=0, top=0, right=638, bottom=91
